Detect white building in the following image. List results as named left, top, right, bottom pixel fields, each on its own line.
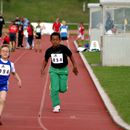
left=88, top=0, right=130, bottom=66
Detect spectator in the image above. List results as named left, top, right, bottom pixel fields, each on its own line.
left=105, top=12, right=114, bottom=32
left=60, top=20, right=69, bottom=45
left=23, top=18, right=29, bottom=29
left=14, top=16, right=21, bottom=29
left=76, top=22, right=85, bottom=41
left=0, top=15, right=5, bottom=37
left=9, top=21, right=18, bottom=51
left=52, top=17, right=61, bottom=33
left=23, top=27, right=29, bottom=49
left=18, top=24, right=24, bottom=48
left=27, top=22, right=34, bottom=49
left=34, top=21, right=45, bottom=52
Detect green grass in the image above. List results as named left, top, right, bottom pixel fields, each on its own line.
left=83, top=51, right=100, bottom=65
left=3, top=0, right=99, bottom=30
left=3, top=0, right=98, bottom=23
left=83, top=51, right=130, bottom=124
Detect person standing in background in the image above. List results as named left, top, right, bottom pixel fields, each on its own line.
left=52, top=17, right=61, bottom=33
left=60, top=20, right=69, bottom=45
left=27, top=22, right=34, bottom=50
left=14, top=16, right=21, bottom=29
left=76, top=22, right=85, bottom=41
left=0, top=15, right=5, bottom=37
left=76, top=22, right=85, bottom=47
left=34, top=21, right=45, bottom=52
left=18, top=24, right=24, bottom=48
left=9, top=21, right=18, bottom=51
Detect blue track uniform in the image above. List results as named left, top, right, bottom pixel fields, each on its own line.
left=0, top=59, right=15, bottom=91
left=60, top=25, right=68, bottom=40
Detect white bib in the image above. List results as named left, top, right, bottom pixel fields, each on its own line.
left=0, top=64, right=11, bottom=76
left=51, top=54, right=63, bottom=64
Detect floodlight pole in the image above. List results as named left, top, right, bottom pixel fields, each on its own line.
left=0, top=0, right=3, bottom=15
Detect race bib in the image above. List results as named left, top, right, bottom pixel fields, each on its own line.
left=51, top=54, right=63, bottom=64
left=0, top=64, right=11, bottom=76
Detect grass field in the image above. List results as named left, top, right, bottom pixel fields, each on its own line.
left=3, top=0, right=97, bottom=23
left=83, top=51, right=130, bottom=124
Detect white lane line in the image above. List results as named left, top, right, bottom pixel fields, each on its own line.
left=67, top=41, right=70, bottom=49
left=38, top=69, right=49, bottom=130
left=14, top=51, right=49, bottom=130
left=14, top=51, right=27, bottom=64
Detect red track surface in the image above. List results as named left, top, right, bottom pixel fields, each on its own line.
left=0, top=36, right=124, bottom=130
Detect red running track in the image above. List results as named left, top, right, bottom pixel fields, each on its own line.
left=0, top=35, right=124, bottom=130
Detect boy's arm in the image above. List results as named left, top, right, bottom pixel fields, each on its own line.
left=41, top=59, right=48, bottom=76
left=12, top=72, right=22, bottom=88
left=69, top=55, right=78, bottom=75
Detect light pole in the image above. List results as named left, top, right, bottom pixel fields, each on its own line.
left=0, top=0, right=3, bottom=15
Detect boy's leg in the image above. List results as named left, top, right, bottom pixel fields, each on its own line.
left=0, top=91, right=7, bottom=125
left=59, top=74, right=68, bottom=93
left=49, top=72, right=60, bottom=107
left=0, top=91, right=7, bottom=116
left=26, top=38, right=30, bottom=49
left=59, top=67, right=68, bottom=93
left=34, top=40, right=38, bottom=52
left=12, top=41, right=16, bottom=51
left=38, top=39, right=42, bottom=52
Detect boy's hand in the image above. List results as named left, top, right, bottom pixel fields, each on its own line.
left=73, top=67, right=78, bottom=75
left=18, top=80, right=22, bottom=88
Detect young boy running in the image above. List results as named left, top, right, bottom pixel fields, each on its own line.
left=41, top=32, right=78, bottom=113
left=0, top=44, right=22, bottom=125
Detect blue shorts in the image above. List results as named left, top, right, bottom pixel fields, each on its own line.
left=0, top=84, right=8, bottom=92
left=61, top=37, right=68, bottom=40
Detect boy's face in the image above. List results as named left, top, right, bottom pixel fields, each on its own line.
left=51, top=35, right=61, bottom=47
left=0, top=47, right=10, bottom=60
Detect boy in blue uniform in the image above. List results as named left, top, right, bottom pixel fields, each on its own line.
left=0, top=44, right=22, bottom=125
left=60, top=20, right=69, bottom=45
left=41, top=32, right=78, bottom=113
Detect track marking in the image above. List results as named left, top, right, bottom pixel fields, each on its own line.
left=38, top=68, right=50, bottom=130
left=13, top=50, right=49, bottom=130
left=14, top=51, right=27, bottom=64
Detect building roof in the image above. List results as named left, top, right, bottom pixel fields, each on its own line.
left=100, top=0, right=130, bottom=5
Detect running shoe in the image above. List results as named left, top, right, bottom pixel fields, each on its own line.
left=53, top=105, right=60, bottom=113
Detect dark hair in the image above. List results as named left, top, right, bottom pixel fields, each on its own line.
left=50, top=32, right=61, bottom=40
